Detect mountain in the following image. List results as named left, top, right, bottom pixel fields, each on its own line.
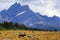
left=0, top=2, right=60, bottom=31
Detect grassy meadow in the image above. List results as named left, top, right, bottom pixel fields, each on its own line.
left=0, top=22, right=59, bottom=40
left=0, top=30, right=60, bottom=40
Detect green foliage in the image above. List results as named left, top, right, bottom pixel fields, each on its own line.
left=0, top=21, right=30, bottom=30
left=0, top=21, right=57, bottom=31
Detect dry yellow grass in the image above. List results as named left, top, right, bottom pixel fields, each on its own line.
left=0, top=30, right=60, bottom=40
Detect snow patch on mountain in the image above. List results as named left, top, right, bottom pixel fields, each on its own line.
left=16, top=11, right=26, bottom=16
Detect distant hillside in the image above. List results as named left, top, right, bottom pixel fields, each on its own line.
left=0, top=2, right=60, bottom=31
left=0, top=21, right=57, bottom=31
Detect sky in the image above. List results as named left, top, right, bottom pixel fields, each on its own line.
left=0, top=0, right=60, bottom=17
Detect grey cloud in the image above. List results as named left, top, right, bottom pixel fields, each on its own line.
left=0, top=0, right=16, bottom=3
left=20, top=0, right=35, bottom=2
left=51, top=0, right=60, bottom=9
left=0, top=0, right=60, bottom=17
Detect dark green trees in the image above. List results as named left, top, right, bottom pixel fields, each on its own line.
left=0, top=21, right=30, bottom=30
left=0, top=21, right=58, bottom=31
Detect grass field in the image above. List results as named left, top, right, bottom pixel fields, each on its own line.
left=0, top=30, right=60, bottom=40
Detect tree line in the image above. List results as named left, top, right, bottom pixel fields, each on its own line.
left=0, top=21, right=57, bottom=31
left=0, top=21, right=30, bottom=30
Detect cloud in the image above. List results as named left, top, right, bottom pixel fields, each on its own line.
left=0, top=0, right=60, bottom=17
left=19, top=0, right=60, bottom=17
left=0, top=0, right=16, bottom=11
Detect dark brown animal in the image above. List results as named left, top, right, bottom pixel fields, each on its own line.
left=19, top=33, right=26, bottom=38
